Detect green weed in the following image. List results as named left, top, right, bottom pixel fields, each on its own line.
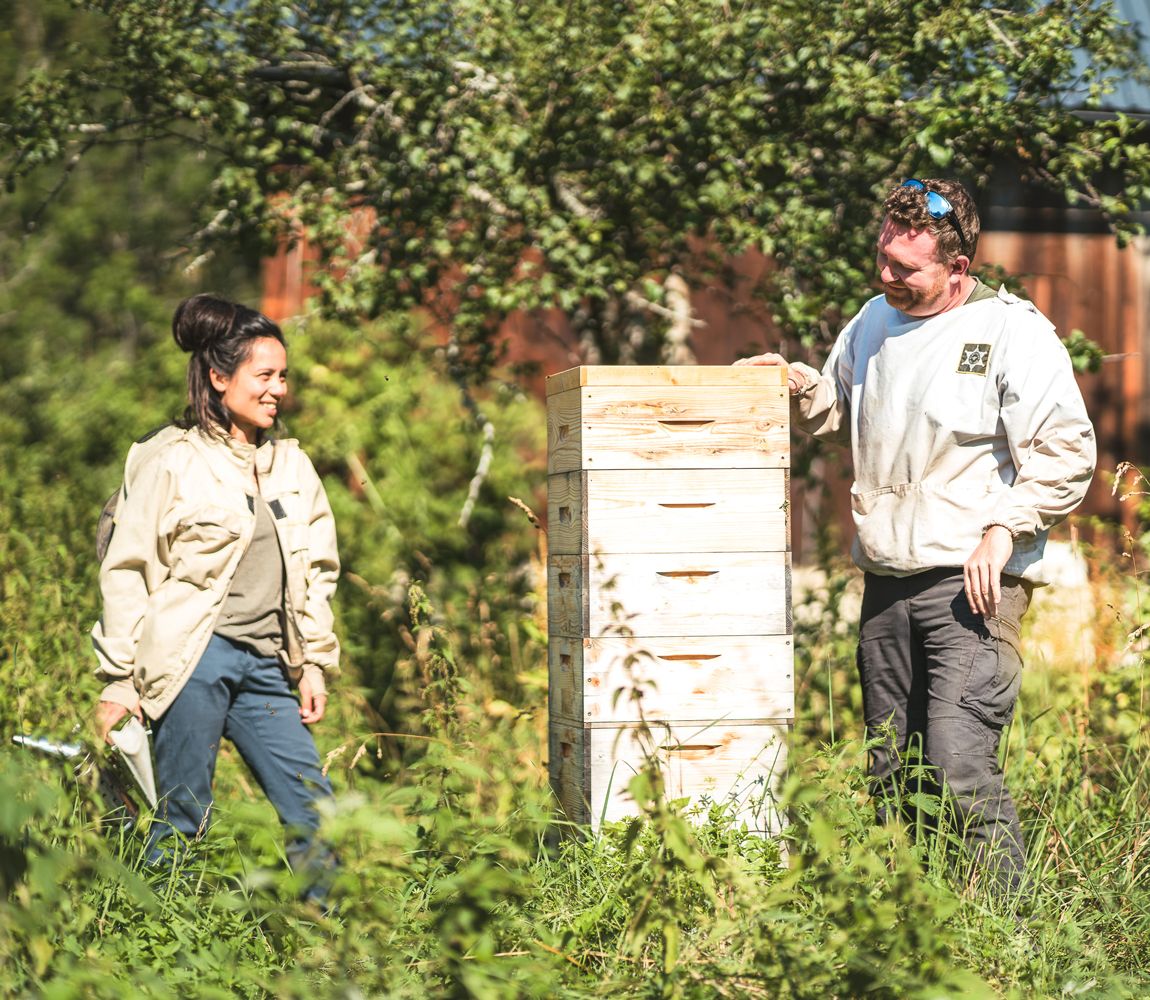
left=4, top=321, right=1150, bottom=996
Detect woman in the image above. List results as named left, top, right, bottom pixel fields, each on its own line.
left=92, top=294, right=340, bottom=895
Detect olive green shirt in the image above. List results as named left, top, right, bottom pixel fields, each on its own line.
left=215, top=497, right=285, bottom=657
left=965, top=277, right=998, bottom=305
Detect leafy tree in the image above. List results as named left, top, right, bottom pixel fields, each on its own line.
left=0, top=0, right=547, bottom=733
left=0, top=0, right=262, bottom=383
left=5, top=0, right=1150, bottom=371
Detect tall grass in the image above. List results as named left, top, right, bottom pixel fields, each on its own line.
left=3, top=322, right=1150, bottom=995
left=5, top=535, right=1150, bottom=998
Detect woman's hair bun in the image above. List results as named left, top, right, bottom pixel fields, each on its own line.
left=172, top=293, right=239, bottom=354
left=172, top=294, right=285, bottom=433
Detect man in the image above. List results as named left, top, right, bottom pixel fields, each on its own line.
left=738, top=178, right=1096, bottom=887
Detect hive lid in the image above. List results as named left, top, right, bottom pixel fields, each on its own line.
left=545, top=365, right=788, bottom=396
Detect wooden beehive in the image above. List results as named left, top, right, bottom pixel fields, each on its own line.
left=546, top=365, right=793, bottom=833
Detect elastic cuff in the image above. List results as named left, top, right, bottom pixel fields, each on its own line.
left=788, top=362, right=821, bottom=398
left=301, top=664, right=327, bottom=698
left=98, top=679, right=140, bottom=713
left=982, top=521, right=1019, bottom=539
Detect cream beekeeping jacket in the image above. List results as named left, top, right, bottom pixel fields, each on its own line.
left=92, top=425, right=340, bottom=719
left=790, top=286, right=1096, bottom=584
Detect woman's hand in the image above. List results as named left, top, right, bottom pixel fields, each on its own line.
left=96, top=699, right=143, bottom=744
left=298, top=675, right=327, bottom=725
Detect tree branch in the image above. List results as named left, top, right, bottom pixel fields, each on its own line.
left=624, top=287, right=706, bottom=328
left=551, top=174, right=602, bottom=220
left=458, top=418, right=495, bottom=530
left=248, top=62, right=350, bottom=88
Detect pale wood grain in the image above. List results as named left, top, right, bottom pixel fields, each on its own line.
left=546, top=367, right=794, bottom=833
left=549, top=719, right=789, bottom=833
left=547, top=391, right=584, bottom=474
left=548, top=386, right=789, bottom=473
left=548, top=551, right=791, bottom=639
left=549, top=634, right=794, bottom=724
left=546, top=365, right=789, bottom=396
left=548, top=469, right=790, bottom=555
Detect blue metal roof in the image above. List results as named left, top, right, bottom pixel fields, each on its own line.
left=1097, top=0, right=1150, bottom=115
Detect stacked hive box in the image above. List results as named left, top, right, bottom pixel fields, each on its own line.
left=547, top=365, right=793, bottom=833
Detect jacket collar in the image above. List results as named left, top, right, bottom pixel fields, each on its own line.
left=192, top=426, right=277, bottom=477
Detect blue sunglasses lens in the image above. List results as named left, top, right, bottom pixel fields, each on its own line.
left=899, top=179, right=967, bottom=255
left=924, top=190, right=954, bottom=220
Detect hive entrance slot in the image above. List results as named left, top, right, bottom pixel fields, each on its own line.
left=657, top=419, right=714, bottom=431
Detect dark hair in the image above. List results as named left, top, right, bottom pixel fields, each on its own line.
left=172, top=293, right=286, bottom=433
left=882, top=178, right=980, bottom=264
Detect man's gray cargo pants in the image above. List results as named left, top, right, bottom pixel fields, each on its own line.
left=858, top=567, right=1031, bottom=887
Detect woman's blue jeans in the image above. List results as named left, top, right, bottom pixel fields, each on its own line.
left=148, top=634, right=334, bottom=894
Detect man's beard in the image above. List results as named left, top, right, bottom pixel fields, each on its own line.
left=883, top=269, right=949, bottom=315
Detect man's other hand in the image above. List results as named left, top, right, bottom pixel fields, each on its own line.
left=964, top=525, right=1014, bottom=616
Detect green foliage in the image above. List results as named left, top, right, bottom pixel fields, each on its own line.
left=5, top=0, right=1150, bottom=368
left=8, top=535, right=1150, bottom=995
left=792, top=564, right=866, bottom=748
left=5, top=7, right=1150, bottom=990
left=1062, top=329, right=1106, bottom=374
left=0, top=752, right=289, bottom=999
left=281, top=314, right=548, bottom=720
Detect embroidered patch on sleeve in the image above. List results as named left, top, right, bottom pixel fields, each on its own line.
left=957, top=343, right=992, bottom=375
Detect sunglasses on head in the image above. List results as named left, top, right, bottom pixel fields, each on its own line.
left=901, top=179, right=969, bottom=259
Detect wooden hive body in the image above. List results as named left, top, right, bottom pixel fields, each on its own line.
left=546, top=365, right=793, bottom=833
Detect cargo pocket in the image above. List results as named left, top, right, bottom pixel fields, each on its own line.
left=957, top=600, right=1025, bottom=729
left=283, top=515, right=310, bottom=607
left=170, top=506, right=242, bottom=589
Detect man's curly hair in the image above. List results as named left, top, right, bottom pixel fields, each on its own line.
left=883, top=178, right=980, bottom=264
